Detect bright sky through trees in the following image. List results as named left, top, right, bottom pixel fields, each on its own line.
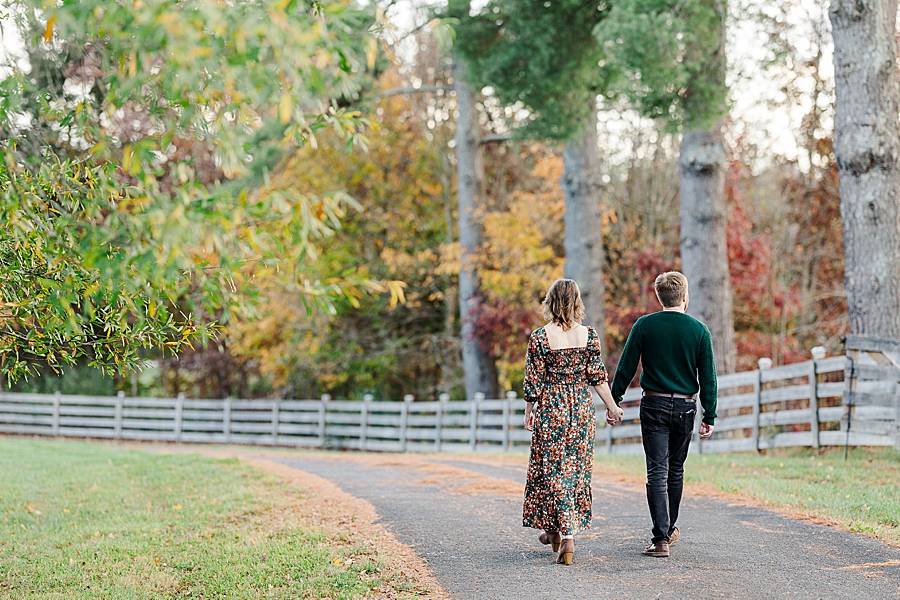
left=1, top=0, right=833, bottom=169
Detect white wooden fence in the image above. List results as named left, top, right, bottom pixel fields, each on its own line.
left=841, top=335, right=900, bottom=448
left=1, top=348, right=897, bottom=453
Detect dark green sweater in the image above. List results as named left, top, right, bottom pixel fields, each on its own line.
left=611, top=311, right=718, bottom=425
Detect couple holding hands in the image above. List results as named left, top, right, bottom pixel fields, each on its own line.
left=521, top=272, right=718, bottom=564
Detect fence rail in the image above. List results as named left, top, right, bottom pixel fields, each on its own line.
left=2, top=349, right=898, bottom=453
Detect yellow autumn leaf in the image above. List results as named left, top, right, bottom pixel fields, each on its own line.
left=121, top=145, right=132, bottom=173
left=278, top=92, right=292, bottom=124
left=42, top=16, right=56, bottom=42
left=366, top=37, right=377, bottom=69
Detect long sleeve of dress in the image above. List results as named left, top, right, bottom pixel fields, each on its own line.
left=523, top=330, right=545, bottom=403
left=585, top=327, right=608, bottom=386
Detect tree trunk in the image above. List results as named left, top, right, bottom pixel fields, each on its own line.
left=678, top=127, right=737, bottom=373
left=454, top=60, right=499, bottom=400
left=830, top=0, right=900, bottom=338
left=560, top=124, right=606, bottom=340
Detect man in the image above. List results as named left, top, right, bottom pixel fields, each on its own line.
left=609, top=271, right=717, bottom=558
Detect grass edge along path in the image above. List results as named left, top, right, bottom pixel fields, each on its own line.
left=593, top=446, right=900, bottom=549
left=0, top=436, right=447, bottom=599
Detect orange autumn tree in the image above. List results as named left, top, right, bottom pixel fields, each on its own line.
left=468, top=146, right=565, bottom=391
left=227, top=72, right=456, bottom=400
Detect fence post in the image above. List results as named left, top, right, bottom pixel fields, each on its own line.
left=318, top=394, right=330, bottom=447
left=894, top=395, right=900, bottom=450
left=361, top=394, right=372, bottom=451
left=401, top=394, right=413, bottom=452
left=810, top=347, right=826, bottom=449
left=175, top=392, right=184, bottom=443
left=437, top=393, right=449, bottom=453
left=895, top=388, right=900, bottom=450
left=756, top=358, right=772, bottom=451
left=52, top=391, right=61, bottom=437
left=470, top=392, right=484, bottom=451
left=115, top=391, right=124, bottom=439
left=223, top=397, right=232, bottom=443
left=503, top=391, right=515, bottom=451
left=271, top=399, right=281, bottom=446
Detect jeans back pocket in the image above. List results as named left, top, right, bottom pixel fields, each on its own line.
left=683, top=407, right=696, bottom=435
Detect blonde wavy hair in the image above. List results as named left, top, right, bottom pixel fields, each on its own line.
left=540, top=279, right=585, bottom=331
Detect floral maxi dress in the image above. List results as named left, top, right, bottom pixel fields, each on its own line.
left=522, top=326, right=607, bottom=535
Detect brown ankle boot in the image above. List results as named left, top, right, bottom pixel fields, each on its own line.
left=538, top=531, right=562, bottom=552
left=556, top=538, right=574, bottom=565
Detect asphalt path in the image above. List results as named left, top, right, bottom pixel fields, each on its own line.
left=273, top=452, right=900, bottom=599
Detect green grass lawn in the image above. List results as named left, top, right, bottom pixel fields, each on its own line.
left=0, top=437, right=413, bottom=599
left=597, top=446, right=900, bottom=547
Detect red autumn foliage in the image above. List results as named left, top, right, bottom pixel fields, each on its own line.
left=469, top=296, right=537, bottom=365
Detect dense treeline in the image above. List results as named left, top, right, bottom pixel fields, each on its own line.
left=1, top=0, right=893, bottom=400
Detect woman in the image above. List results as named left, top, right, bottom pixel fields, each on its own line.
left=522, top=278, right=623, bottom=565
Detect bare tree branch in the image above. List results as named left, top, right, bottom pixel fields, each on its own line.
left=377, top=85, right=455, bottom=98
left=479, top=133, right=513, bottom=145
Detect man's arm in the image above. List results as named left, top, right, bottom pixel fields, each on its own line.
left=697, top=328, right=718, bottom=426
left=610, top=320, right=642, bottom=406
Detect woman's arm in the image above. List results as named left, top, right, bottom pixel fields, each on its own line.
left=585, top=328, right=622, bottom=423
left=522, top=331, right=545, bottom=431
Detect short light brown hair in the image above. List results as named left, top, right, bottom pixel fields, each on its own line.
left=654, top=271, right=689, bottom=308
left=541, top=279, right=585, bottom=330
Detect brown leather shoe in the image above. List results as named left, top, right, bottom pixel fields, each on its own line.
left=538, top=531, right=562, bottom=552
left=556, top=538, right=574, bottom=565
left=667, top=527, right=680, bottom=545
left=643, top=541, right=669, bottom=557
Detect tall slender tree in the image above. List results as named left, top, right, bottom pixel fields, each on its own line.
left=830, top=0, right=900, bottom=338
left=448, top=0, right=500, bottom=399
left=561, top=125, right=606, bottom=333
left=454, top=1, right=613, bottom=338
left=453, top=59, right=500, bottom=399
left=595, top=0, right=737, bottom=372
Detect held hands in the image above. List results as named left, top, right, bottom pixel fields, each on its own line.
left=699, top=422, right=714, bottom=439
left=605, top=405, right=624, bottom=426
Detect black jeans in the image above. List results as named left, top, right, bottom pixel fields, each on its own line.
left=640, top=394, right=696, bottom=544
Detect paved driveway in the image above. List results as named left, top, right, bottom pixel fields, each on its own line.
left=274, top=452, right=900, bottom=600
